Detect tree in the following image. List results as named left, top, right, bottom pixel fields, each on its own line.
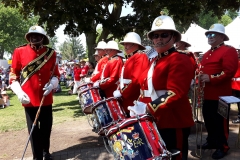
left=0, top=3, right=38, bottom=59
left=58, top=36, right=85, bottom=61
left=2, top=0, right=240, bottom=61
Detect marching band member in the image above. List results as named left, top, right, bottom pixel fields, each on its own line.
left=232, top=45, right=240, bottom=123
left=94, top=40, right=123, bottom=98
left=9, top=25, right=60, bottom=160
left=113, top=32, right=149, bottom=116
left=72, top=62, right=82, bottom=94
left=128, top=15, right=195, bottom=160
left=79, top=59, right=89, bottom=81
left=199, top=24, right=238, bottom=159
left=90, top=40, right=108, bottom=82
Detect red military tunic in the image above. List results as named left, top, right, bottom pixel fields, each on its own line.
left=119, top=52, right=149, bottom=112
left=9, top=44, right=60, bottom=107
left=73, top=67, right=82, bottom=81
left=232, top=61, right=240, bottom=90
left=139, top=48, right=195, bottom=129
left=100, top=55, right=123, bottom=98
left=91, top=56, right=108, bottom=82
left=200, top=44, right=238, bottom=100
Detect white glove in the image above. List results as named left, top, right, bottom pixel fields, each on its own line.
left=10, top=81, right=30, bottom=104
left=43, top=77, right=59, bottom=96
left=128, top=101, right=147, bottom=117
left=113, top=90, right=122, bottom=98
left=93, top=81, right=100, bottom=87
left=85, top=77, right=91, bottom=83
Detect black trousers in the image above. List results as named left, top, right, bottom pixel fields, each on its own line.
left=158, top=127, right=191, bottom=160
left=232, top=89, right=240, bottom=117
left=25, top=106, right=53, bottom=160
left=202, top=100, right=230, bottom=152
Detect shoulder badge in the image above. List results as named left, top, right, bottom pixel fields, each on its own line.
left=155, top=17, right=163, bottom=27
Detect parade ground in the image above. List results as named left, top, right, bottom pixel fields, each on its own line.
left=0, top=105, right=239, bottom=160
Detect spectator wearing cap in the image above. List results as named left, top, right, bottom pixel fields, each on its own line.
left=199, top=23, right=238, bottom=159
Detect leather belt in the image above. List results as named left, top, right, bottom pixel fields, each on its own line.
left=140, top=89, right=167, bottom=97
left=233, top=78, right=240, bottom=81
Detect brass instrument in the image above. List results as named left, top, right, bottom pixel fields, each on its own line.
left=192, top=70, right=205, bottom=158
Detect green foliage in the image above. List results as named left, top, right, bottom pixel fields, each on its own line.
left=0, top=87, right=83, bottom=133
left=220, top=15, right=233, bottom=26
left=58, top=36, right=85, bottom=60
left=0, top=3, right=39, bottom=59
left=2, top=0, right=240, bottom=61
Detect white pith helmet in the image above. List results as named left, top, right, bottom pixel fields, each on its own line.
left=180, top=34, right=191, bottom=47
left=25, top=25, right=49, bottom=45
left=205, top=24, right=229, bottom=41
left=95, top=40, right=106, bottom=50
left=236, top=45, right=240, bottom=50
left=105, top=40, right=122, bottom=53
left=147, top=15, right=181, bottom=42
left=120, top=32, right=145, bottom=50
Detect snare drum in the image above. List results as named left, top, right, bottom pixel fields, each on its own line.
left=77, top=82, right=93, bottom=92
left=105, top=114, right=171, bottom=160
left=79, top=86, right=102, bottom=114
left=92, top=97, right=127, bottom=135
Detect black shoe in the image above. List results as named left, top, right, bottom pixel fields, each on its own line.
left=44, top=153, right=53, bottom=160
left=232, top=118, right=240, bottom=123
left=197, top=142, right=215, bottom=150
left=212, top=149, right=228, bottom=159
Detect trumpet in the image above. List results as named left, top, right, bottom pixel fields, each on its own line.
left=191, top=71, right=205, bottom=158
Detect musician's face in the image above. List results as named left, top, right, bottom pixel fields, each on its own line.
left=30, top=33, right=44, bottom=45
left=152, top=31, right=175, bottom=53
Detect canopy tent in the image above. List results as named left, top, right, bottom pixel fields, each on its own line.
left=184, top=23, right=210, bottom=53
left=225, top=16, right=240, bottom=48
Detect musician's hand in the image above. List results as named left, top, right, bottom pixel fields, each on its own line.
left=128, top=101, right=146, bottom=117
left=113, top=90, right=121, bottom=98
left=93, top=81, right=99, bottom=87
left=43, top=77, right=59, bottom=96
left=10, top=81, right=30, bottom=104
left=199, top=74, right=210, bottom=82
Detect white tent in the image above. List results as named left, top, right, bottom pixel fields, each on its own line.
left=225, top=16, right=240, bottom=48
left=184, top=23, right=210, bottom=53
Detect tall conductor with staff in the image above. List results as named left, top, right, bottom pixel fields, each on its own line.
left=9, top=25, right=60, bottom=160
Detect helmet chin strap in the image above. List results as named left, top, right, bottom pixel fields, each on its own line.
left=154, top=34, right=174, bottom=48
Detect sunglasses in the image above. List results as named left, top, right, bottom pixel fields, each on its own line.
left=152, top=33, right=172, bottom=39
left=206, top=33, right=216, bottom=38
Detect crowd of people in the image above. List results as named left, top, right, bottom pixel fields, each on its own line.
left=6, top=14, right=240, bottom=160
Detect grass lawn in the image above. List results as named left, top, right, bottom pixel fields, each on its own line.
left=0, top=86, right=85, bottom=133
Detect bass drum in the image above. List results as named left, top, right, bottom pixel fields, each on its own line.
left=105, top=114, right=172, bottom=160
